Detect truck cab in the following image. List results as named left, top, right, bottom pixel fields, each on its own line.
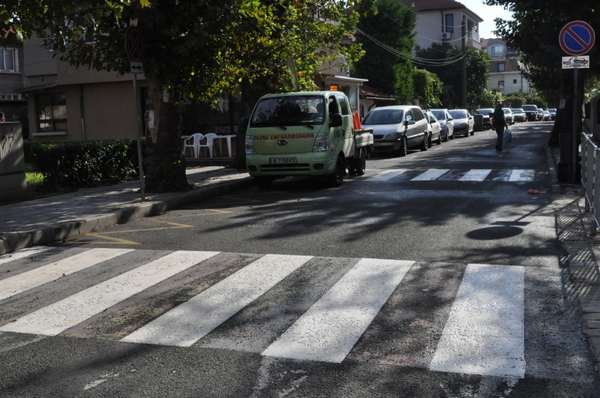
left=245, top=91, right=373, bottom=188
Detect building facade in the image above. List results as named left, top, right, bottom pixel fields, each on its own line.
left=481, top=38, right=531, bottom=95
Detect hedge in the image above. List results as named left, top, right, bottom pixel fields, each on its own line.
left=25, top=139, right=141, bottom=189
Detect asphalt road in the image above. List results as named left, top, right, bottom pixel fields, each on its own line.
left=1, top=122, right=600, bottom=397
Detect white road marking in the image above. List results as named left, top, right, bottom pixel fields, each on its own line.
left=509, top=169, right=536, bottom=182
left=120, top=254, right=313, bottom=347
left=411, top=169, right=450, bottom=181
left=0, top=251, right=219, bottom=335
left=429, top=263, right=525, bottom=378
left=262, top=258, right=414, bottom=363
left=0, top=248, right=134, bottom=301
left=459, top=169, right=492, bottom=181
left=366, top=169, right=408, bottom=181
left=0, top=246, right=53, bottom=265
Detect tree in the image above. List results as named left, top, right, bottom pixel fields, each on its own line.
left=485, top=0, right=600, bottom=146
left=413, top=68, right=443, bottom=108
left=414, top=44, right=489, bottom=109
left=352, top=0, right=416, bottom=103
left=1, top=0, right=374, bottom=192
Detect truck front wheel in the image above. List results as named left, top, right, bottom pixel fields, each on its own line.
left=327, top=155, right=345, bottom=187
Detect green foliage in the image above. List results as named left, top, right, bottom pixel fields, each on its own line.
left=26, top=140, right=140, bottom=189
left=413, top=68, right=443, bottom=108
left=353, top=0, right=416, bottom=103
left=415, top=44, right=490, bottom=108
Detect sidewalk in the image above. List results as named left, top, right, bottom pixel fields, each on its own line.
left=0, top=162, right=255, bottom=255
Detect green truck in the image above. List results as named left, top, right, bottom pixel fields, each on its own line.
left=244, top=91, right=374, bottom=188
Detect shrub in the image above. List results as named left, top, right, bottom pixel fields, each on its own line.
left=27, top=139, right=141, bottom=189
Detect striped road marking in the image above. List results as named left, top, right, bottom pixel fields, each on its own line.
left=366, top=169, right=408, bottom=182
left=429, top=263, right=525, bottom=378
left=120, top=254, right=313, bottom=347
left=459, top=169, right=492, bottom=182
left=0, top=251, right=219, bottom=336
left=411, top=169, right=450, bottom=181
left=262, top=258, right=414, bottom=363
left=0, top=246, right=53, bottom=265
left=0, top=248, right=134, bottom=302
left=509, top=169, right=535, bottom=182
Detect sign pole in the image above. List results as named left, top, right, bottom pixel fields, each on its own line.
left=571, top=67, right=578, bottom=184
left=133, top=73, right=145, bottom=201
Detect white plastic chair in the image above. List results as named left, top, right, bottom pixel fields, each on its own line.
left=183, top=133, right=203, bottom=158
left=199, top=133, right=217, bottom=158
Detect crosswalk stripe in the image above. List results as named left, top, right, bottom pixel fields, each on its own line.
left=429, top=263, right=525, bottom=378
left=0, top=246, right=53, bottom=265
left=262, top=258, right=414, bottom=363
left=120, top=254, right=313, bottom=347
left=0, top=250, right=219, bottom=336
left=366, top=169, right=408, bottom=182
left=0, top=248, right=134, bottom=302
left=509, top=169, right=535, bottom=182
left=411, top=169, right=450, bottom=181
left=459, top=169, right=492, bottom=181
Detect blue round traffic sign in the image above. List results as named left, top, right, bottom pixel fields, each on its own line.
left=125, top=26, right=145, bottom=62
left=559, top=20, right=595, bottom=56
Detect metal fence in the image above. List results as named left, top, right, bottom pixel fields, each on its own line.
left=581, top=132, right=600, bottom=234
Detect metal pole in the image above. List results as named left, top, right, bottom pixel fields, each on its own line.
left=571, top=66, right=578, bottom=184
left=133, top=73, right=146, bottom=201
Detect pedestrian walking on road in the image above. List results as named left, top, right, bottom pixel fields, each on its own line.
left=492, top=103, right=508, bottom=151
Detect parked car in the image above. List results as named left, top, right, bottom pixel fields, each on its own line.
left=449, top=109, right=474, bottom=136
left=502, top=108, right=514, bottom=125
left=543, top=110, right=551, bottom=121
left=425, top=111, right=442, bottom=146
left=548, top=108, right=557, bottom=120
left=430, top=109, right=455, bottom=141
left=362, top=105, right=429, bottom=157
left=512, top=108, right=526, bottom=123
left=522, top=104, right=539, bottom=121
left=537, top=108, right=545, bottom=121
left=474, top=108, right=494, bottom=129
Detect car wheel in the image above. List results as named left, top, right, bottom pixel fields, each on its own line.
left=420, top=133, right=428, bottom=151
left=327, top=155, right=345, bottom=187
left=397, top=137, right=408, bottom=157
left=352, top=148, right=366, bottom=176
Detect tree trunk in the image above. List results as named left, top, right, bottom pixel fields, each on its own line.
left=144, top=81, right=190, bottom=193
left=548, top=69, right=586, bottom=147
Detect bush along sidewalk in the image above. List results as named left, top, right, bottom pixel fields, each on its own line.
left=25, top=139, right=142, bottom=190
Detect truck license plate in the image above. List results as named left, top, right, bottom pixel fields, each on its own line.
left=269, top=157, right=297, bottom=164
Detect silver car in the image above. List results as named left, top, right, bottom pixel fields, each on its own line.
left=502, top=108, right=515, bottom=125
left=425, top=111, right=442, bottom=146
left=430, top=108, right=455, bottom=141
left=362, top=105, right=429, bottom=157
left=449, top=109, right=474, bottom=137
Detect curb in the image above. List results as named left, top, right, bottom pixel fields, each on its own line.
left=0, top=176, right=255, bottom=255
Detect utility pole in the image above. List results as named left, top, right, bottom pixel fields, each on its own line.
left=461, top=17, right=467, bottom=109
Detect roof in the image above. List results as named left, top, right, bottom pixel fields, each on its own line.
left=401, top=0, right=483, bottom=22
left=360, top=85, right=395, bottom=101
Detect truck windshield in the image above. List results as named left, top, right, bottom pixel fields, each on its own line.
left=250, top=96, right=325, bottom=127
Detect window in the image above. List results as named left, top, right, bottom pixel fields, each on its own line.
left=513, top=79, right=518, bottom=84
left=445, top=14, right=454, bottom=33
left=0, top=48, right=18, bottom=72
left=498, top=63, right=505, bottom=72
left=37, top=93, right=68, bottom=132
left=498, top=81, right=505, bottom=89
left=489, top=44, right=505, bottom=58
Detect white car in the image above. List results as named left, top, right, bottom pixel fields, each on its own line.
left=425, top=111, right=442, bottom=146
left=449, top=109, right=474, bottom=137
left=430, top=108, right=455, bottom=141
left=362, top=105, right=429, bottom=157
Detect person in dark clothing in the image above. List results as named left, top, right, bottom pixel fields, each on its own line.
left=491, top=103, right=508, bottom=151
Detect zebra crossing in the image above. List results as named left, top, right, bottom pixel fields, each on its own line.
left=363, top=168, right=537, bottom=183
left=0, top=247, right=529, bottom=378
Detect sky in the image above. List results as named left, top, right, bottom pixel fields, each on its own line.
left=459, top=0, right=514, bottom=39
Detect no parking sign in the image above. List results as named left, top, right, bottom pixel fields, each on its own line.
left=559, top=20, right=595, bottom=55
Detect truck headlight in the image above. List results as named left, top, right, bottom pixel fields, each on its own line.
left=245, top=135, right=256, bottom=155
left=313, top=132, right=329, bottom=152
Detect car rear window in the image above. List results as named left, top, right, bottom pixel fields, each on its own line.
left=363, top=109, right=404, bottom=125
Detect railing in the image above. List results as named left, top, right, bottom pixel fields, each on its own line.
left=581, top=132, right=600, bottom=234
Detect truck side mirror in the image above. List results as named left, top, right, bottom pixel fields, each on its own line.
left=330, top=113, right=343, bottom=127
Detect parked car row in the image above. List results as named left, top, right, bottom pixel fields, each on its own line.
left=361, top=105, right=476, bottom=157
left=473, top=104, right=556, bottom=129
